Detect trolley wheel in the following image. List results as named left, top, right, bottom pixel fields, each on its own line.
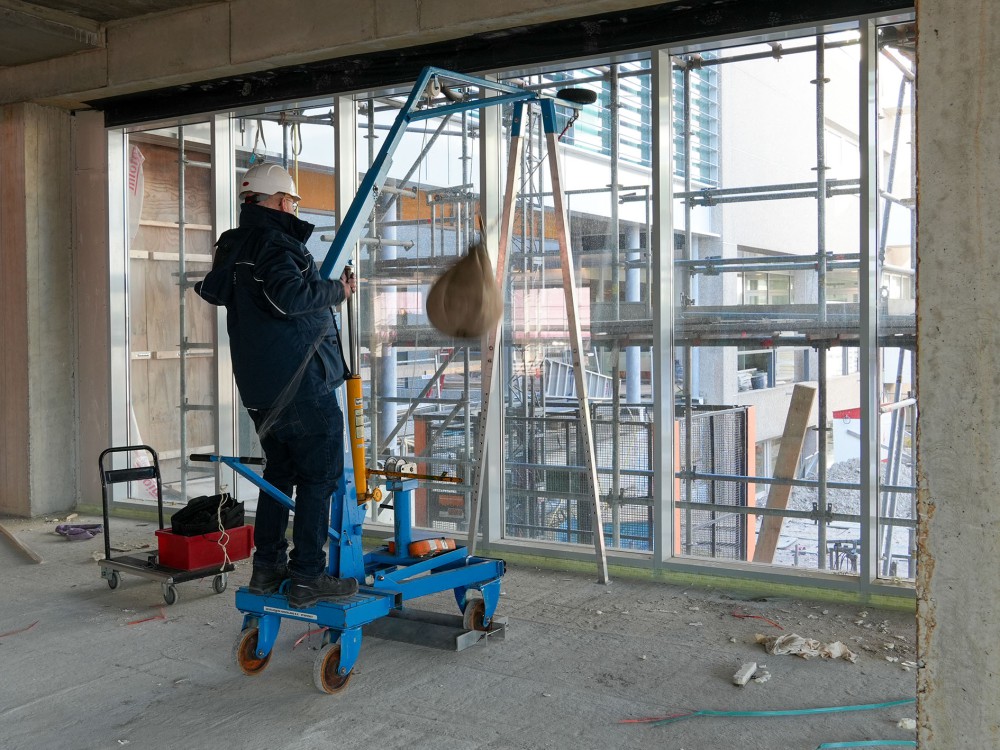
left=107, top=571, right=120, bottom=590
left=233, top=627, right=271, bottom=676
left=463, top=597, right=489, bottom=632
left=162, top=584, right=178, bottom=606
left=313, top=643, right=352, bottom=694
left=212, top=574, right=228, bottom=594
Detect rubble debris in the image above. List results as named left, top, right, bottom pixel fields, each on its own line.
left=755, top=632, right=858, bottom=663
left=733, top=662, right=757, bottom=686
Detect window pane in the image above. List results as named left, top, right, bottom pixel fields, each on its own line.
left=674, top=30, right=865, bottom=570
left=876, top=23, right=917, bottom=581
left=501, top=63, right=656, bottom=552
left=126, top=124, right=217, bottom=503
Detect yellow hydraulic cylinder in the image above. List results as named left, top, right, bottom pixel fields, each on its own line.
left=346, top=375, right=380, bottom=505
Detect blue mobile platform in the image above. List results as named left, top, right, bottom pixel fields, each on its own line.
left=191, top=454, right=505, bottom=693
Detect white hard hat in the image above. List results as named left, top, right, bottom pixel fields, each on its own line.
left=239, top=163, right=300, bottom=201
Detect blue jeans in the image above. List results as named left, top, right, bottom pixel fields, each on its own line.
left=249, top=393, right=344, bottom=580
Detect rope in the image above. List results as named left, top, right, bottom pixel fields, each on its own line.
left=249, top=120, right=266, bottom=165
left=291, top=118, right=302, bottom=215
left=216, top=494, right=232, bottom=572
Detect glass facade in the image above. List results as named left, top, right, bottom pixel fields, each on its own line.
left=110, top=15, right=916, bottom=592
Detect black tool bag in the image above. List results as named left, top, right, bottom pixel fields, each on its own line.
left=170, top=493, right=244, bottom=536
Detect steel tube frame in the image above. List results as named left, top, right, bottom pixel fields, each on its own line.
left=209, top=114, right=237, bottom=493
left=673, top=499, right=916, bottom=528
left=681, top=62, right=695, bottom=556
left=858, top=19, right=880, bottom=587
left=652, top=48, right=675, bottom=568
left=318, top=68, right=535, bottom=281
left=177, top=126, right=190, bottom=500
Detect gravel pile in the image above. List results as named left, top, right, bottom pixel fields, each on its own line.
left=787, top=457, right=914, bottom=518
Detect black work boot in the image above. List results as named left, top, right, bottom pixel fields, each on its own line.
left=248, top=564, right=288, bottom=595
left=287, top=574, right=359, bottom=609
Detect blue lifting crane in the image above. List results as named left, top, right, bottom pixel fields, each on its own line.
left=194, top=66, right=599, bottom=693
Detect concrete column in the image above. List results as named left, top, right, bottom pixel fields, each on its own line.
left=0, top=103, right=75, bottom=516
left=74, top=110, right=113, bottom=514
left=917, top=2, right=1000, bottom=746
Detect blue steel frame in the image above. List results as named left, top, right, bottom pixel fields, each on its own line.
left=317, top=66, right=542, bottom=280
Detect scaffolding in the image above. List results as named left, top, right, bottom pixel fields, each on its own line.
left=331, top=26, right=917, bottom=579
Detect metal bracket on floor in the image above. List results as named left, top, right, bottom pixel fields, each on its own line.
left=364, top=608, right=508, bottom=651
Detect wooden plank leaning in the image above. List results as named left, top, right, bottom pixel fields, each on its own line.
left=752, top=384, right=817, bottom=564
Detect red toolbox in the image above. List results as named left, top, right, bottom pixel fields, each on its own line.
left=155, top=525, right=254, bottom=571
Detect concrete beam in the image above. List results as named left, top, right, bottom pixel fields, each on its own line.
left=0, top=0, right=102, bottom=39
left=0, top=0, right=661, bottom=108
left=0, top=48, right=108, bottom=110
left=0, top=0, right=103, bottom=67
left=230, top=0, right=377, bottom=67
left=107, top=3, right=231, bottom=87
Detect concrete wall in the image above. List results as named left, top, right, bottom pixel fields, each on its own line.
left=916, top=2, right=1000, bottom=746
left=0, top=103, right=75, bottom=517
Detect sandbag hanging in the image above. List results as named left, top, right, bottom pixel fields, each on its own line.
left=425, top=240, right=503, bottom=338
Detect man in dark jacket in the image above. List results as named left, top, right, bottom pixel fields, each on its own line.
left=196, top=162, right=358, bottom=608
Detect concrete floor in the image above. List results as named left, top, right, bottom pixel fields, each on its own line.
left=0, top=515, right=917, bottom=750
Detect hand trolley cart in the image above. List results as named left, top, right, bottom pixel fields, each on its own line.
left=98, top=445, right=234, bottom=605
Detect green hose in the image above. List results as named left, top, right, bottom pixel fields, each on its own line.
left=816, top=742, right=917, bottom=748
left=651, top=697, right=916, bottom=726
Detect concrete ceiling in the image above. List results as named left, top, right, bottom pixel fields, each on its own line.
left=0, top=0, right=228, bottom=67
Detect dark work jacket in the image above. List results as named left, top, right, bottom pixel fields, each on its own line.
left=195, top=203, right=347, bottom=410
